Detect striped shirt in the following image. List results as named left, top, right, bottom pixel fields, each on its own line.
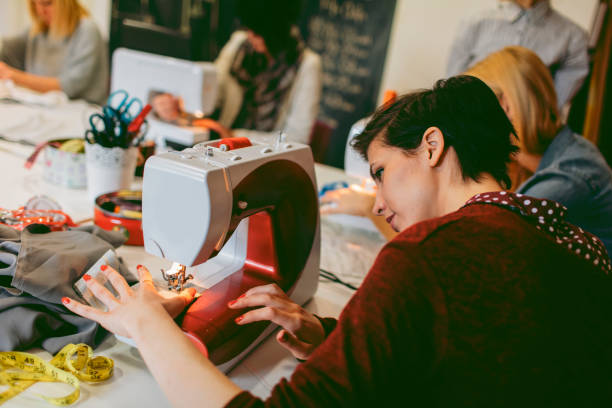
left=446, top=0, right=589, bottom=108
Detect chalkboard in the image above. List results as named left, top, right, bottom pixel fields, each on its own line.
left=300, top=0, right=397, bottom=167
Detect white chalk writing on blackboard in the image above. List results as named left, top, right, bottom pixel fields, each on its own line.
left=302, top=0, right=396, bottom=165
left=319, top=0, right=368, bottom=23
left=309, top=8, right=374, bottom=123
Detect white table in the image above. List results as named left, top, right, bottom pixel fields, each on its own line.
left=0, top=103, right=385, bottom=407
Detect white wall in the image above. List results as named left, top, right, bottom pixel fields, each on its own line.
left=0, top=0, right=110, bottom=39
left=378, top=0, right=600, bottom=100
left=0, top=0, right=30, bottom=37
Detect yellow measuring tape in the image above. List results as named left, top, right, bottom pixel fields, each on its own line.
left=0, top=343, right=113, bottom=406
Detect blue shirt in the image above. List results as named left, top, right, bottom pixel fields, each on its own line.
left=517, top=126, right=612, bottom=255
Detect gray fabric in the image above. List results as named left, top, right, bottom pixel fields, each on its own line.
left=0, top=293, right=105, bottom=354
left=1, top=19, right=108, bottom=105
left=0, top=226, right=22, bottom=294
left=13, top=224, right=132, bottom=304
left=446, top=0, right=589, bottom=107
left=0, top=224, right=137, bottom=353
left=0, top=241, right=21, bottom=296
left=517, top=126, right=612, bottom=255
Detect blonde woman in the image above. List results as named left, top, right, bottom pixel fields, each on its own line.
left=0, top=0, right=107, bottom=104
left=466, top=46, right=612, bottom=255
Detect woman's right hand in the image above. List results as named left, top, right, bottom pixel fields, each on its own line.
left=0, top=62, right=18, bottom=81
left=228, top=284, right=325, bottom=360
left=151, top=93, right=181, bottom=122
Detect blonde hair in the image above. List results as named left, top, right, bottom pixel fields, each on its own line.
left=28, top=0, right=90, bottom=38
left=465, top=46, right=561, bottom=156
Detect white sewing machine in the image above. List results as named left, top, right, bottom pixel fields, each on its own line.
left=141, top=136, right=320, bottom=371
left=111, top=48, right=218, bottom=149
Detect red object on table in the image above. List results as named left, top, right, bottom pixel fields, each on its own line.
left=127, top=104, right=152, bottom=133
left=0, top=208, right=76, bottom=231
left=93, top=191, right=143, bottom=246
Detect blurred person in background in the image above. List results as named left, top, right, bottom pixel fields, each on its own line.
left=447, top=0, right=588, bottom=110
left=152, top=0, right=322, bottom=144
left=0, top=0, right=108, bottom=105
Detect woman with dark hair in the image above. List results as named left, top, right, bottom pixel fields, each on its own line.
left=153, top=0, right=321, bottom=144
left=64, top=76, right=612, bottom=407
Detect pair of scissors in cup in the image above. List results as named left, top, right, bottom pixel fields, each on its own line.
left=86, top=112, right=127, bottom=148
left=107, top=89, right=143, bottom=124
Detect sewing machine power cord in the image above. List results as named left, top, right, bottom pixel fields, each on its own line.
left=319, top=269, right=358, bottom=291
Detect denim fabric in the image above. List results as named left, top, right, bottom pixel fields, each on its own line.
left=517, top=126, right=612, bottom=255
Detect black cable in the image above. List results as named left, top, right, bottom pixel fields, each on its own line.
left=319, top=268, right=359, bottom=291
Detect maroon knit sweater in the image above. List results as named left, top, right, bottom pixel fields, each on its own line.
left=227, top=200, right=612, bottom=407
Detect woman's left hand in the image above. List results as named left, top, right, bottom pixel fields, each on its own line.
left=228, top=284, right=325, bottom=360
left=62, top=264, right=197, bottom=338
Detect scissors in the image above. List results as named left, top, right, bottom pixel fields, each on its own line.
left=86, top=113, right=112, bottom=146
left=107, top=89, right=143, bottom=124
left=87, top=112, right=128, bottom=148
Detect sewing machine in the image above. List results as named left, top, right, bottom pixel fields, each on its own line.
left=141, top=136, right=320, bottom=371
left=111, top=48, right=218, bottom=149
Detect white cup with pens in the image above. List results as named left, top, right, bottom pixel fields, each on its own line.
left=85, top=90, right=151, bottom=203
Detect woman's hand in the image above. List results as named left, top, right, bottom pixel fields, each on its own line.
left=320, top=184, right=376, bottom=217
left=228, top=284, right=325, bottom=360
left=62, top=264, right=196, bottom=338
left=191, top=118, right=234, bottom=139
left=0, top=62, right=18, bottom=81
left=152, top=93, right=182, bottom=122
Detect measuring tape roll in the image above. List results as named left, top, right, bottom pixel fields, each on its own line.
left=0, top=343, right=113, bottom=406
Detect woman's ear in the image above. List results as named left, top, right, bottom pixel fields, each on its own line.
left=422, top=127, right=445, bottom=167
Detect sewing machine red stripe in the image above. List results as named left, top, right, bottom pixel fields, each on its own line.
left=181, top=212, right=279, bottom=363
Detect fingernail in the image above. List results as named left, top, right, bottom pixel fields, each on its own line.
left=238, top=294, right=246, bottom=299
left=100, top=264, right=108, bottom=271
left=83, top=274, right=92, bottom=282
left=279, top=331, right=288, bottom=341
left=61, top=297, right=70, bottom=304
left=235, top=315, right=244, bottom=324
left=228, top=300, right=237, bottom=307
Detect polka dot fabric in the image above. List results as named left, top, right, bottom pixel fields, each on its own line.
left=464, top=191, right=611, bottom=275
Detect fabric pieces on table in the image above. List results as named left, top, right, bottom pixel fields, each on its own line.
left=0, top=223, right=137, bottom=354
left=0, top=293, right=106, bottom=354
left=0, top=97, right=98, bottom=146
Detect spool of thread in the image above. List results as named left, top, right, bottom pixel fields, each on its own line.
left=210, top=137, right=252, bottom=151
